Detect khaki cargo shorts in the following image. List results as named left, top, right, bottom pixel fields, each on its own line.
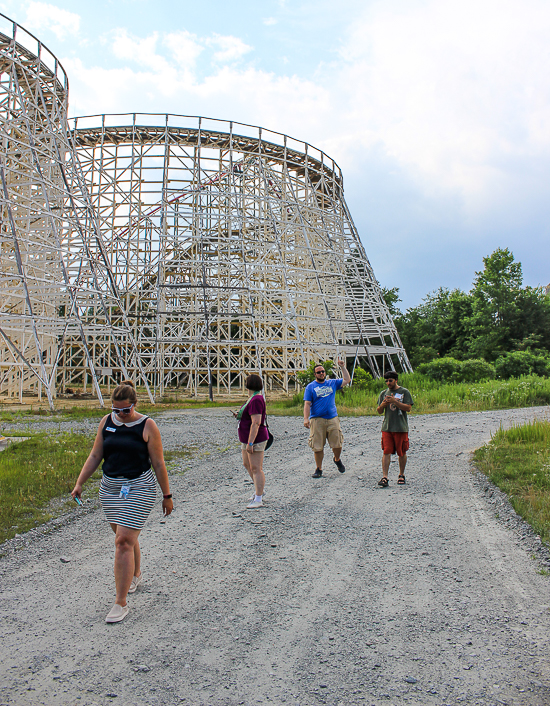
left=308, top=416, right=343, bottom=452
left=241, top=440, right=268, bottom=452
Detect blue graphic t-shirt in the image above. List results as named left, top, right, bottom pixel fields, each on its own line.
left=304, top=379, right=343, bottom=419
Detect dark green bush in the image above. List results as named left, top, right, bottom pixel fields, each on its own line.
left=416, top=357, right=463, bottom=381
left=351, top=367, right=373, bottom=389
left=417, top=356, right=495, bottom=382
left=494, top=350, right=550, bottom=379
left=459, top=358, right=496, bottom=382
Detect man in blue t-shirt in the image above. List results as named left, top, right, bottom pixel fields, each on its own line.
left=303, top=358, right=351, bottom=478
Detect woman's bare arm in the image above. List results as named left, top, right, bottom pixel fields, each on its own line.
left=71, top=415, right=108, bottom=499
left=144, top=418, right=173, bottom=516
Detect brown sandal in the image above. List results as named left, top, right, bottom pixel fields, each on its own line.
left=397, top=475, right=406, bottom=484
left=378, top=477, right=389, bottom=487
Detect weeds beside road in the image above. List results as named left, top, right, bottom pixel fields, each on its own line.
left=0, top=430, right=194, bottom=544
left=474, top=418, right=550, bottom=549
left=0, top=432, right=94, bottom=544
left=269, top=372, right=550, bottom=416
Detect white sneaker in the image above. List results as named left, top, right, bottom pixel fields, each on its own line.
left=248, top=494, right=266, bottom=502
left=246, top=500, right=263, bottom=509
left=128, top=573, right=142, bottom=594
left=105, top=604, right=129, bottom=623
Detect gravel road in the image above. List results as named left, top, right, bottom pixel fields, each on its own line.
left=1, top=406, right=550, bottom=706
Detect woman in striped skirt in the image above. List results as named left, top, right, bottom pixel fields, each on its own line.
left=72, top=381, right=173, bottom=623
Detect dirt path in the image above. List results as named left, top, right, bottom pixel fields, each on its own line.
left=1, top=407, right=550, bottom=706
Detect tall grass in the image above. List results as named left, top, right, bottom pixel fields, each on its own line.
left=474, top=418, right=550, bottom=546
left=268, top=373, right=550, bottom=416
left=0, top=433, right=95, bottom=543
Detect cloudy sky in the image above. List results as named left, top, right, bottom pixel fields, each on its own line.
left=3, top=0, right=550, bottom=309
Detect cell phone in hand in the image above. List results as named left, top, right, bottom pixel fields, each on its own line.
left=74, top=495, right=83, bottom=506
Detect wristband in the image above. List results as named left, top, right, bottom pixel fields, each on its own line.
left=248, top=442, right=253, bottom=446
left=163, top=494, right=172, bottom=499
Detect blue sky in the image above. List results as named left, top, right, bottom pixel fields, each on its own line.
left=3, top=0, right=550, bottom=309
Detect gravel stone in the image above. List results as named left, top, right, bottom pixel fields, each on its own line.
left=0, top=406, right=549, bottom=705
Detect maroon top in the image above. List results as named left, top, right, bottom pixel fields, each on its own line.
left=238, top=394, right=269, bottom=444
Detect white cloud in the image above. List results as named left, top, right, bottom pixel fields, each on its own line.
left=205, top=33, right=252, bottom=63
left=62, top=0, right=550, bottom=224
left=263, top=17, right=278, bottom=26
left=333, top=0, right=550, bottom=208
left=23, top=1, right=79, bottom=40
left=165, top=30, right=204, bottom=68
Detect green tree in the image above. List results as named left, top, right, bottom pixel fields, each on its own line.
left=388, top=248, right=550, bottom=368
left=466, top=248, right=523, bottom=360
left=512, top=287, right=550, bottom=352
left=381, top=286, right=402, bottom=317
left=394, top=287, right=472, bottom=364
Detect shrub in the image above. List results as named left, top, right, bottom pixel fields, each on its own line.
left=417, top=356, right=495, bottom=383
left=459, top=358, right=496, bottom=382
left=416, top=357, right=463, bottom=382
left=494, top=350, right=550, bottom=379
left=296, top=359, right=335, bottom=387
left=351, top=367, right=373, bottom=389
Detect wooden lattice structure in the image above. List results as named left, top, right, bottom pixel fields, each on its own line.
left=70, top=114, right=411, bottom=398
left=0, top=11, right=410, bottom=406
left=0, top=15, right=152, bottom=407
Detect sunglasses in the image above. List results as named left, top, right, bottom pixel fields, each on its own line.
left=315, top=370, right=326, bottom=375
left=112, top=404, right=135, bottom=415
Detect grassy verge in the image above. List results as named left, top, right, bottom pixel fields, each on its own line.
left=0, top=432, right=196, bottom=544
left=268, top=373, right=550, bottom=416
left=0, top=432, right=95, bottom=544
left=474, top=418, right=550, bottom=547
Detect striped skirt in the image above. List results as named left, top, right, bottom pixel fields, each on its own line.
left=99, top=469, right=157, bottom=530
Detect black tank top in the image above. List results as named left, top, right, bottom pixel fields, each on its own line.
left=101, top=414, right=151, bottom=479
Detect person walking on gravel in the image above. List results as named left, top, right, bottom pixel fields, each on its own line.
left=376, top=371, right=413, bottom=487
left=303, top=358, right=351, bottom=478
left=71, top=381, right=173, bottom=623
left=232, top=374, right=269, bottom=509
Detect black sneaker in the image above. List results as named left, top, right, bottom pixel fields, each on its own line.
left=312, top=468, right=323, bottom=478
left=334, top=458, right=346, bottom=473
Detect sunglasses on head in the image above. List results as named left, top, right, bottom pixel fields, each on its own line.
left=112, top=404, right=134, bottom=414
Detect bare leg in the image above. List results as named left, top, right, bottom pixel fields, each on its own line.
left=111, top=522, right=140, bottom=579
left=398, top=454, right=407, bottom=476
left=242, top=448, right=265, bottom=496
left=332, top=446, right=342, bottom=462
left=113, top=526, right=141, bottom=607
left=242, top=447, right=254, bottom=482
left=134, top=539, right=141, bottom=578
left=314, top=450, right=324, bottom=470
left=382, top=453, right=391, bottom=478
left=248, top=450, right=265, bottom=496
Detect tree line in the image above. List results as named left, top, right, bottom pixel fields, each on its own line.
left=383, top=248, right=550, bottom=380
